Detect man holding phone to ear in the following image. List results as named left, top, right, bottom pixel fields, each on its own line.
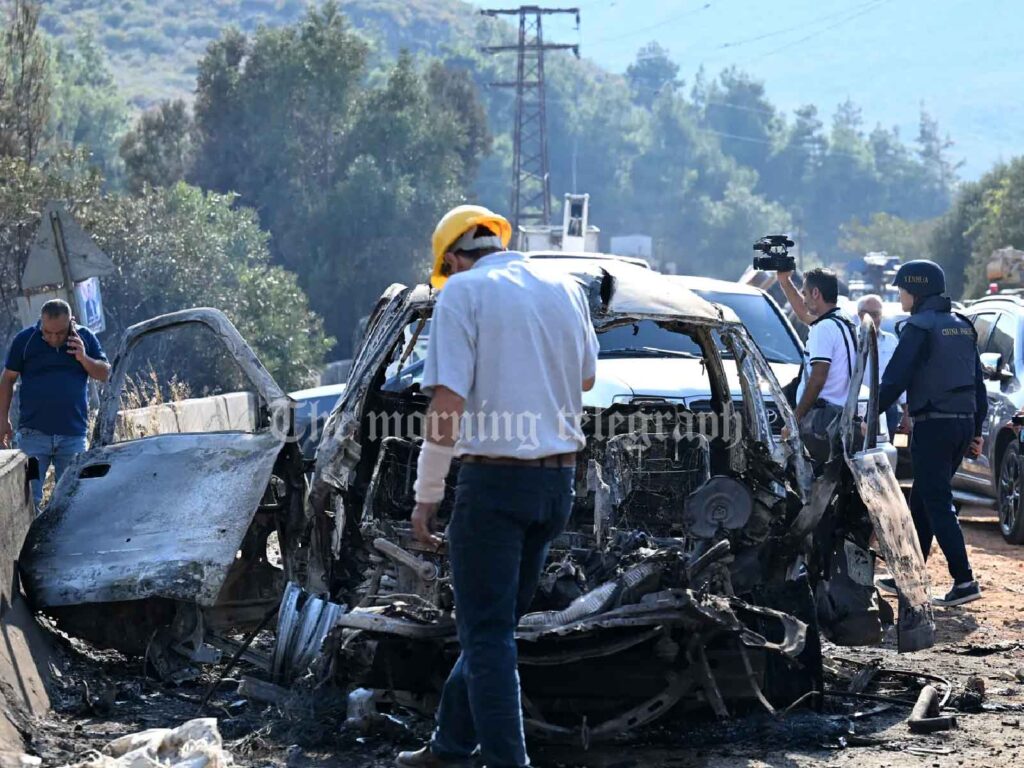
left=0, top=299, right=109, bottom=508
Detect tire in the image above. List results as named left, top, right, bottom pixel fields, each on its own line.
left=997, top=440, right=1024, bottom=544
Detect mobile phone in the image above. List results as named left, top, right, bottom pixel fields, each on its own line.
left=66, top=317, right=79, bottom=353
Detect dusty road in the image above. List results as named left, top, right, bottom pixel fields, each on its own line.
left=31, top=510, right=1024, bottom=768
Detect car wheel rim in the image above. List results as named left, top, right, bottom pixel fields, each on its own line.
left=999, top=450, right=1021, bottom=535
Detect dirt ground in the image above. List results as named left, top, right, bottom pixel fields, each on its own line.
left=23, top=509, right=1024, bottom=768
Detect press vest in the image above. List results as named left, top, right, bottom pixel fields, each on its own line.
left=902, top=296, right=977, bottom=415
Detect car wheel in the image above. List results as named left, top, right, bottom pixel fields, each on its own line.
left=997, top=440, right=1024, bottom=544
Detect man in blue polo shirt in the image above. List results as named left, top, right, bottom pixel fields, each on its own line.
left=0, top=299, right=110, bottom=507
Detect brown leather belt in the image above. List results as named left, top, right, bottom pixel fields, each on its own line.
left=461, top=452, right=577, bottom=468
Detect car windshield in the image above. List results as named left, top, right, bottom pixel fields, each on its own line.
left=693, top=290, right=803, bottom=364
left=598, top=321, right=704, bottom=358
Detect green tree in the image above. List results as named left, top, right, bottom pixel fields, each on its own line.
left=800, top=100, right=884, bottom=255
left=120, top=99, right=195, bottom=193
left=626, top=42, right=679, bottom=109
left=191, top=27, right=250, bottom=195
left=50, top=32, right=130, bottom=184
left=762, top=104, right=826, bottom=213
left=542, top=53, right=641, bottom=239
left=89, top=183, right=331, bottom=388
left=867, top=125, right=918, bottom=214
left=0, top=151, right=329, bottom=389
left=192, top=4, right=490, bottom=355
left=628, top=90, right=788, bottom=276
left=425, top=60, right=492, bottom=185
left=929, top=158, right=1024, bottom=299
left=696, top=67, right=781, bottom=175
left=915, top=107, right=960, bottom=216
left=962, top=159, right=1024, bottom=297
left=0, top=0, right=51, bottom=163
left=838, top=212, right=936, bottom=262
left=929, top=176, right=989, bottom=299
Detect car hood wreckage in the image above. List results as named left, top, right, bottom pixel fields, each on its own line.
left=19, top=263, right=935, bottom=742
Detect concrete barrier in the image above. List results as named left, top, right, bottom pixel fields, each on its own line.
left=116, top=391, right=258, bottom=440
left=0, top=451, right=52, bottom=762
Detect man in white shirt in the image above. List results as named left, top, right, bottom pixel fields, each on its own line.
left=857, top=294, right=907, bottom=437
left=397, top=205, right=599, bottom=768
left=778, top=267, right=857, bottom=464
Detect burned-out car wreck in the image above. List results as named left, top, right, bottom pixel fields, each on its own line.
left=17, top=265, right=936, bottom=742
left=19, top=308, right=310, bottom=678
left=301, top=261, right=935, bottom=740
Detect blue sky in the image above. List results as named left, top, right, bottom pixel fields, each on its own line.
left=476, top=0, right=1021, bottom=179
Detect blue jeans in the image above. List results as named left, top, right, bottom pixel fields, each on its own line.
left=430, top=463, right=575, bottom=768
left=909, top=418, right=974, bottom=585
left=14, top=427, right=88, bottom=507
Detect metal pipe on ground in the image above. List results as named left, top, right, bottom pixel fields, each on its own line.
left=909, top=685, right=958, bottom=734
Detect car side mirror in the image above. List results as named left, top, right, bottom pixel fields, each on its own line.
left=980, top=352, right=1004, bottom=380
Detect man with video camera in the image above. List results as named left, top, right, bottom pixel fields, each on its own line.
left=775, top=266, right=857, bottom=465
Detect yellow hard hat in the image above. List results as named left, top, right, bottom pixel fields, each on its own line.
left=430, top=204, right=512, bottom=290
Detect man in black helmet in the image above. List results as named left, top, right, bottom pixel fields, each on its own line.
left=875, top=260, right=986, bottom=606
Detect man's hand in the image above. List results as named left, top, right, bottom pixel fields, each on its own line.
left=412, top=501, right=442, bottom=547
left=0, top=418, right=12, bottom=448
left=781, top=425, right=791, bottom=440
left=64, top=334, right=110, bottom=382
left=898, top=412, right=912, bottom=434
left=66, top=333, right=88, bottom=363
left=969, top=436, right=984, bottom=459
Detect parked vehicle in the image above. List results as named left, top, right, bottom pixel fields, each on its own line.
left=530, top=257, right=891, bottom=456
left=951, top=295, right=1024, bottom=543
left=289, top=382, right=347, bottom=463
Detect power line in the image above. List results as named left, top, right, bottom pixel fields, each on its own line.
left=715, top=0, right=887, bottom=50
left=741, top=0, right=893, bottom=64
left=696, top=126, right=874, bottom=162
left=704, top=99, right=778, bottom=117
left=589, top=1, right=713, bottom=45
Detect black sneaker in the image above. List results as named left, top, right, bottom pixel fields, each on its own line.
left=876, top=577, right=898, bottom=595
left=932, top=581, right=982, bottom=607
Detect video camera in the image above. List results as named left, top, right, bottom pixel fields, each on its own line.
left=752, top=234, right=796, bottom=272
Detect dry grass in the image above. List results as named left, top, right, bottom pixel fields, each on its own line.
left=114, top=368, right=193, bottom=442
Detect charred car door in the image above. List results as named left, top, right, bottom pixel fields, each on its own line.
left=19, top=308, right=305, bottom=658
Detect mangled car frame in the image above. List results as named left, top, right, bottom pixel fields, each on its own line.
left=20, top=308, right=309, bottom=674
left=304, top=261, right=935, bottom=741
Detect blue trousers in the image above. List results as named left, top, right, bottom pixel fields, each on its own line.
left=909, top=418, right=974, bottom=585
left=15, top=427, right=87, bottom=508
left=430, top=463, right=574, bottom=768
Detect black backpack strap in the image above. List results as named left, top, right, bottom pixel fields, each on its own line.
left=827, top=315, right=857, bottom=377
